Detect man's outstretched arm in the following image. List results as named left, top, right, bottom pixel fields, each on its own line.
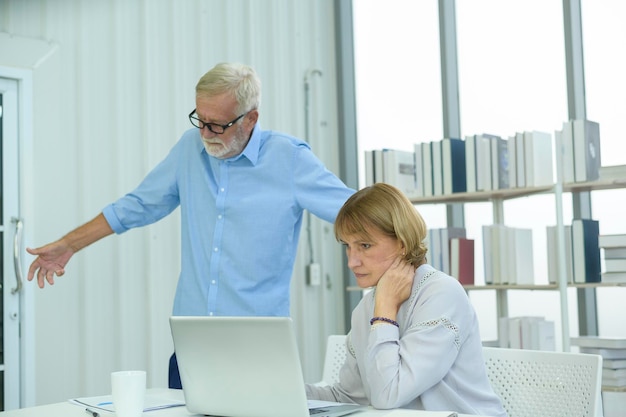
left=26, top=213, right=114, bottom=288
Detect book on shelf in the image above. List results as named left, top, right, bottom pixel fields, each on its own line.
left=476, top=134, right=493, bottom=191
left=413, top=143, right=424, bottom=198
left=507, top=227, right=534, bottom=285
left=482, top=225, right=533, bottom=285
left=580, top=347, right=626, bottom=360
left=382, top=148, right=418, bottom=196
left=515, top=131, right=526, bottom=188
left=507, top=134, right=517, bottom=188
left=523, top=130, right=554, bottom=187
left=573, top=119, right=601, bottom=182
left=439, top=227, right=466, bottom=275
left=571, top=218, right=601, bottom=283
left=605, top=258, right=626, bottom=273
left=490, top=134, right=509, bottom=190
left=559, top=122, right=576, bottom=183
left=604, top=247, right=626, bottom=259
left=431, top=140, right=444, bottom=196
left=571, top=336, right=626, bottom=349
left=364, top=150, right=374, bottom=186
left=604, top=358, right=626, bottom=369
left=482, top=224, right=507, bottom=284
left=465, top=134, right=477, bottom=193
left=441, top=137, right=467, bottom=194
left=450, top=237, right=474, bottom=286
left=603, top=375, right=626, bottom=388
left=373, top=149, right=385, bottom=183
left=599, top=234, right=626, bottom=249
left=604, top=368, right=626, bottom=379
left=421, top=142, right=434, bottom=197
left=499, top=316, right=554, bottom=350
left=546, top=225, right=574, bottom=284
left=602, top=271, right=626, bottom=283
left=427, top=228, right=441, bottom=270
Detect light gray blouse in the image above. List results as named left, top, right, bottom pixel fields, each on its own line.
left=306, top=264, right=507, bottom=417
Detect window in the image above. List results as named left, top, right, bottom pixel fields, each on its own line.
left=352, top=0, right=626, bottom=342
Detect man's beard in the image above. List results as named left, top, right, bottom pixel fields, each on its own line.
left=202, top=123, right=248, bottom=159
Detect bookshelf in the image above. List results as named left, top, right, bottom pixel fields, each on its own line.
left=406, top=164, right=626, bottom=352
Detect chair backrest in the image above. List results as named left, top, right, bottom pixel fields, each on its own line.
left=483, top=347, right=603, bottom=417
left=321, top=335, right=347, bottom=385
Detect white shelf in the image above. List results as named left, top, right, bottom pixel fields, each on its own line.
left=463, top=282, right=626, bottom=291
left=407, top=165, right=626, bottom=352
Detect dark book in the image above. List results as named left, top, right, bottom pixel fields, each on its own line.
left=571, top=219, right=601, bottom=283
left=441, top=137, right=467, bottom=194
left=450, top=237, right=475, bottom=285
left=573, top=119, right=601, bottom=182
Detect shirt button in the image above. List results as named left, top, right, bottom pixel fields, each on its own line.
left=209, top=312, right=214, bottom=316
left=214, top=247, right=218, bottom=252
left=218, top=214, right=223, bottom=219
left=211, top=280, right=216, bottom=285
left=220, top=187, right=225, bottom=192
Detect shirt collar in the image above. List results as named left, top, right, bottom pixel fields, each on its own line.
left=199, top=123, right=261, bottom=166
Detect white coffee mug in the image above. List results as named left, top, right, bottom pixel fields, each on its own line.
left=111, top=370, right=146, bottom=417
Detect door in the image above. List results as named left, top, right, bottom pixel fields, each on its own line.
left=1, top=77, right=21, bottom=410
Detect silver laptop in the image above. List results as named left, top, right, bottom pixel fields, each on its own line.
left=169, top=316, right=365, bottom=417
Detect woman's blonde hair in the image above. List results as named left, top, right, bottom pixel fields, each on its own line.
left=335, top=183, right=428, bottom=267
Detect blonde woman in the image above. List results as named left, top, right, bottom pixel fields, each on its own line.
left=306, top=183, right=506, bottom=417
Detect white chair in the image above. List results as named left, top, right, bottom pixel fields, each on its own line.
left=317, top=335, right=347, bottom=386
left=483, top=347, right=603, bottom=417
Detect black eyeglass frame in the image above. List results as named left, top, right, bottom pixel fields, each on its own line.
left=188, top=109, right=246, bottom=134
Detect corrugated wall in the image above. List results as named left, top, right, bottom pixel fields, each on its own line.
left=1, top=0, right=348, bottom=405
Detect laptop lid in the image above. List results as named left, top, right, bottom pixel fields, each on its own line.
left=169, top=316, right=363, bottom=417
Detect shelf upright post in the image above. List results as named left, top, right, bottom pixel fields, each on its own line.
left=554, top=131, right=571, bottom=352
left=491, top=198, right=509, bottom=322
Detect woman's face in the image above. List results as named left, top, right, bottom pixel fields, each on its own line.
left=341, top=226, right=403, bottom=288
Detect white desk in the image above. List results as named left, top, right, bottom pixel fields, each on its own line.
left=0, top=389, right=482, bottom=417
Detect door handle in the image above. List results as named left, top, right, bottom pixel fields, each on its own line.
left=11, top=216, right=23, bottom=294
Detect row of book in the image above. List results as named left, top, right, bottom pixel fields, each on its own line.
left=363, top=119, right=601, bottom=197
left=482, top=225, right=534, bottom=285
left=427, top=225, right=538, bottom=287
left=429, top=221, right=622, bottom=287
left=425, top=227, right=475, bottom=286
left=572, top=336, right=626, bottom=417
left=498, top=316, right=556, bottom=351
left=547, top=221, right=626, bottom=284
left=546, top=219, right=601, bottom=284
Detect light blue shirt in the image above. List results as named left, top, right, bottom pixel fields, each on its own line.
left=103, top=124, right=355, bottom=316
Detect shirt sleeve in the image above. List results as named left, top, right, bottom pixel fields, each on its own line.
left=292, top=144, right=355, bottom=223
left=103, top=141, right=182, bottom=233
left=305, top=333, right=370, bottom=405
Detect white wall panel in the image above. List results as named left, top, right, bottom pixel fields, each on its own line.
left=0, top=0, right=347, bottom=405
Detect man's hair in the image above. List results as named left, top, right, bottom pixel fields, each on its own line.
left=196, top=63, right=261, bottom=114
left=335, top=183, right=428, bottom=267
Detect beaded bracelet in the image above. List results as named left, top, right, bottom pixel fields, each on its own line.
left=370, top=316, right=399, bottom=327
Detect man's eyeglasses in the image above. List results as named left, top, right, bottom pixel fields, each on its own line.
left=188, top=109, right=245, bottom=134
